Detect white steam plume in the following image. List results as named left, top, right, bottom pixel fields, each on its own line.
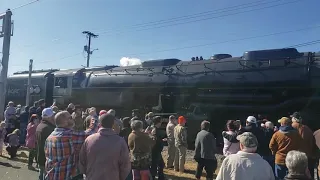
left=120, top=57, right=142, bottom=67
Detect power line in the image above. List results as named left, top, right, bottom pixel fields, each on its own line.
left=97, top=0, right=272, bottom=33
left=99, top=0, right=302, bottom=35
left=122, top=25, right=320, bottom=56
left=15, top=0, right=300, bottom=50
left=0, top=0, right=40, bottom=15
left=10, top=52, right=83, bottom=67
left=287, top=40, right=320, bottom=48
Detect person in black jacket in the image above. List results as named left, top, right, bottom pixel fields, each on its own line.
left=35, top=108, right=55, bottom=180
left=119, top=117, right=132, bottom=145
left=19, top=106, right=30, bottom=145
left=222, top=116, right=265, bottom=156
left=36, top=99, right=45, bottom=120
left=150, top=116, right=166, bottom=180
left=262, top=121, right=275, bottom=170
left=29, top=101, right=38, bottom=117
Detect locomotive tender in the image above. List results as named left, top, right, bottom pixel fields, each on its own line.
left=6, top=48, right=320, bottom=145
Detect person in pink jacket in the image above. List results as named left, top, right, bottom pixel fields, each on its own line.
left=26, top=114, right=39, bottom=170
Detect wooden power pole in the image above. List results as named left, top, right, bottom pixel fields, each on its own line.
left=82, top=31, right=98, bottom=67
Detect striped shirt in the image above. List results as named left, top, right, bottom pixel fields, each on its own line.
left=44, top=128, right=89, bottom=180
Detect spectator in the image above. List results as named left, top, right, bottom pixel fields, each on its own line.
left=16, top=104, right=22, bottom=118
left=145, top=112, right=154, bottom=126
left=26, top=114, right=39, bottom=170
left=19, top=106, right=30, bottom=145
left=36, top=99, right=45, bottom=120
left=66, top=103, right=75, bottom=115
left=85, top=107, right=99, bottom=134
left=107, top=109, right=123, bottom=134
left=128, top=120, right=155, bottom=180
left=216, top=132, right=274, bottom=180
left=119, top=117, right=132, bottom=145
left=262, top=121, right=275, bottom=169
left=222, top=116, right=265, bottom=156
left=29, top=101, right=38, bottom=116
left=241, top=116, right=265, bottom=156
left=284, top=150, right=312, bottom=180
left=150, top=116, right=166, bottom=180
left=166, top=115, right=178, bottom=168
left=6, top=129, right=20, bottom=159
left=0, top=122, right=6, bottom=156
left=313, top=128, right=320, bottom=179
left=174, top=116, right=187, bottom=172
left=36, top=107, right=55, bottom=180
left=79, top=113, right=131, bottom=180
left=51, top=106, right=59, bottom=115
left=222, top=120, right=240, bottom=156
left=194, top=121, right=217, bottom=180
left=4, top=101, right=16, bottom=137
left=72, top=107, right=84, bottom=131
left=291, top=112, right=316, bottom=179
left=45, top=111, right=90, bottom=180
left=269, top=117, right=303, bottom=179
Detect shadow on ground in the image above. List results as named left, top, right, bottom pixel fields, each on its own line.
left=0, top=161, right=21, bottom=169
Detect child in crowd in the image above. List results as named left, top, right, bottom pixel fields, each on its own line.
left=26, top=114, right=39, bottom=170
left=6, top=129, right=20, bottom=159
left=0, top=122, right=7, bottom=156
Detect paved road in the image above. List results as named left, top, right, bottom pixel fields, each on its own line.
left=0, top=157, right=38, bottom=180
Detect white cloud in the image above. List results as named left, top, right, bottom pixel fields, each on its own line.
left=119, top=57, right=142, bottom=66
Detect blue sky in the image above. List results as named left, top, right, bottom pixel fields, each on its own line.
left=1, top=0, right=319, bottom=75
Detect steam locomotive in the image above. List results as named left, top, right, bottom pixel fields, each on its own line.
left=6, top=48, right=320, bottom=145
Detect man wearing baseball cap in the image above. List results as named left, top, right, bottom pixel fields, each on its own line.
left=270, top=117, right=303, bottom=179
left=36, top=107, right=55, bottom=180
left=290, top=112, right=316, bottom=179
left=223, top=116, right=265, bottom=155
left=216, top=132, right=274, bottom=180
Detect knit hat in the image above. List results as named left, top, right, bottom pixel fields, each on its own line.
left=178, top=116, right=186, bottom=124
left=99, top=110, right=107, bottom=116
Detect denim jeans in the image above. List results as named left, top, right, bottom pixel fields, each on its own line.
left=275, top=164, right=288, bottom=180
left=19, top=123, right=27, bottom=145
left=39, top=166, right=46, bottom=180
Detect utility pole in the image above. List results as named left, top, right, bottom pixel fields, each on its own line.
left=0, top=9, right=12, bottom=119
left=82, top=31, right=98, bottom=67
left=26, top=59, right=33, bottom=106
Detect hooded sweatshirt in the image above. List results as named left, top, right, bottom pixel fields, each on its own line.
left=269, top=126, right=303, bottom=165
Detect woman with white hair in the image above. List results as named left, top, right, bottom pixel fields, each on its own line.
left=262, top=121, right=275, bottom=169
left=284, top=150, right=312, bottom=180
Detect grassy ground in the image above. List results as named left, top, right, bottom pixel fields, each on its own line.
left=2, top=147, right=221, bottom=180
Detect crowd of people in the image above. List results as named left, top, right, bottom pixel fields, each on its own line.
left=1, top=99, right=320, bottom=180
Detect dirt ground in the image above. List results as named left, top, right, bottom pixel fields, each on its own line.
left=162, top=146, right=224, bottom=180
left=1, top=146, right=224, bottom=180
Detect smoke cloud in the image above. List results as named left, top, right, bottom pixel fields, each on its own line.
left=120, top=57, right=142, bottom=66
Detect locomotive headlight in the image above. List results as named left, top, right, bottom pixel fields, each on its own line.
left=29, top=87, right=34, bottom=94
left=34, top=86, right=41, bottom=94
